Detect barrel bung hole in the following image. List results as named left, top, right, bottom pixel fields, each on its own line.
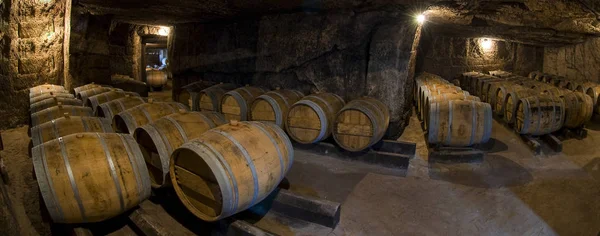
left=173, top=149, right=223, bottom=218
left=134, top=129, right=163, bottom=186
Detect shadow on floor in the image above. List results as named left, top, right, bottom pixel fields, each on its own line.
left=583, top=157, right=600, bottom=181
left=428, top=154, right=533, bottom=188
left=478, top=138, right=509, bottom=153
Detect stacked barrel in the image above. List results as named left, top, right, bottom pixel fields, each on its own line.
left=416, top=73, right=492, bottom=147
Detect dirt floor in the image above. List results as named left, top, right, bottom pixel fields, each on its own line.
left=1, top=83, right=599, bottom=235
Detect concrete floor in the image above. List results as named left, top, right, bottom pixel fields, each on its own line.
left=1, top=84, right=599, bottom=235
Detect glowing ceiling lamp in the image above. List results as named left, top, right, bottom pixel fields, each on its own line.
left=158, top=26, right=170, bottom=36
left=481, top=38, right=493, bottom=51
left=416, top=14, right=426, bottom=24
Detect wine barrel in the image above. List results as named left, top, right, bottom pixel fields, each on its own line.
left=134, top=111, right=226, bottom=188
left=146, top=69, right=168, bottom=89
left=427, top=100, right=492, bottom=146
left=503, top=89, right=539, bottom=124
left=176, top=81, right=217, bottom=109
left=169, top=121, right=293, bottom=221
left=31, top=92, right=74, bottom=104
left=113, top=102, right=188, bottom=134
left=528, top=71, right=540, bottom=80
left=30, top=116, right=113, bottom=147
left=220, top=86, right=267, bottom=122
left=492, top=84, right=528, bottom=116
left=74, top=83, right=103, bottom=96
left=423, top=93, right=480, bottom=130
left=415, top=80, right=450, bottom=103
left=419, top=85, right=463, bottom=115
left=31, top=105, right=94, bottom=127
left=195, top=83, right=238, bottom=112
left=32, top=133, right=151, bottom=223
left=542, top=87, right=570, bottom=97
left=29, top=84, right=66, bottom=98
left=585, top=86, right=600, bottom=114
left=332, top=97, right=390, bottom=151
left=286, top=93, right=345, bottom=144
left=78, top=87, right=121, bottom=102
left=514, top=95, right=565, bottom=135
left=85, top=90, right=140, bottom=112
left=575, top=82, right=597, bottom=95
left=249, top=89, right=305, bottom=128
left=565, top=80, right=584, bottom=91
left=561, top=92, right=593, bottom=128
left=96, top=96, right=146, bottom=121
left=30, top=97, right=83, bottom=113
left=549, top=76, right=567, bottom=87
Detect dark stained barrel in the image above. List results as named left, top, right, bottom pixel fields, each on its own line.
left=515, top=95, right=565, bottom=135
left=427, top=100, right=492, bottom=147
left=333, top=97, right=389, bottom=151
left=32, top=133, right=150, bottom=223
left=170, top=121, right=293, bottom=221
left=134, top=111, right=226, bottom=188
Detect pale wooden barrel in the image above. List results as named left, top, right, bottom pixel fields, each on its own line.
left=542, top=87, right=570, bottom=97
left=113, top=102, right=188, bottom=134
left=134, top=111, right=226, bottom=188
left=146, top=69, right=168, bottom=89
left=419, top=85, right=463, bottom=115
left=333, top=97, right=390, bottom=151
left=220, top=86, right=267, bottom=122
left=575, top=82, right=597, bottom=96
left=85, top=90, right=140, bottom=112
left=196, top=83, right=238, bottom=112
left=493, top=84, right=528, bottom=116
left=170, top=121, right=293, bottom=221
left=175, top=81, right=219, bottom=109
left=427, top=100, right=492, bottom=147
left=32, top=133, right=151, bottom=223
left=96, top=96, right=146, bottom=121
left=561, top=92, right=593, bottom=128
left=73, top=83, right=103, bottom=96
left=30, top=97, right=83, bottom=113
left=30, top=116, right=113, bottom=146
left=29, top=84, right=66, bottom=98
left=31, top=92, right=75, bottom=104
left=415, top=79, right=450, bottom=103
left=585, top=86, right=600, bottom=115
left=515, top=95, right=565, bottom=135
left=78, top=87, right=121, bottom=102
left=565, top=80, right=585, bottom=91
left=423, top=93, right=480, bottom=130
left=286, top=93, right=345, bottom=144
left=31, top=105, right=94, bottom=127
left=249, top=89, right=305, bottom=128
left=503, top=89, right=539, bottom=124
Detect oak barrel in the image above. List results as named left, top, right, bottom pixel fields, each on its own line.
left=30, top=97, right=83, bottom=113
left=561, top=92, right=593, bottom=128
left=31, top=105, right=94, bottom=127
left=31, top=92, right=75, bottom=104
left=515, top=95, right=565, bottom=135
left=85, top=90, right=140, bottom=112
left=134, top=111, right=226, bottom=188
left=73, top=83, right=103, bottom=96
left=333, top=97, right=390, bottom=151
left=575, top=82, right=597, bottom=95
left=146, top=69, right=168, bottom=89
left=30, top=84, right=67, bottom=98
left=113, top=102, right=188, bottom=134
left=286, top=93, right=345, bottom=144
left=249, top=89, right=305, bottom=128
left=423, top=93, right=480, bottom=130
left=427, top=100, right=492, bottom=147
left=528, top=71, right=540, bottom=80
left=503, top=89, right=540, bottom=124
left=32, top=133, right=151, bottom=223
left=96, top=96, right=146, bottom=121
left=78, top=87, right=121, bottom=102
left=170, top=121, right=293, bottom=221
left=196, top=83, right=238, bottom=112
left=419, top=85, right=463, bottom=115
left=585, top=86, right=600, bottom=114
left=30, top=116, right=113, bottom=146
left=492, top=84, right=528, bottom=116
left=220, top=86, right=267, bottom=122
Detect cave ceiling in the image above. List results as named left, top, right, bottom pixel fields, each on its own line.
left=75, top=0, right=600, bottom=46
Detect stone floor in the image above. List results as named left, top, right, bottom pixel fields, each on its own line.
left=1, top=85, right=599, bottom=235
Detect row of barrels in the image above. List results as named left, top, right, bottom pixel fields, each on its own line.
left=460, top=71, right=592, bottom=136
left=176, top=81, right=391, bottom=152
left=415, top=72, right=492, bottom=147
left=529, top=71, right=600, bottom=115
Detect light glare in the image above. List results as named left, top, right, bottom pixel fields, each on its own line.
left=481, top=38, right=493, bottom=51
left=158, top=26, right=170, bottom=36
left=417, top=14, right=426, bottom=24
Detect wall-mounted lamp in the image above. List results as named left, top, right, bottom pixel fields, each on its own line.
left=158, top=26, right=170, bottom=36
left=416, top=14, right=426, bottom=24
left=480, top=38, right=494, bottom=51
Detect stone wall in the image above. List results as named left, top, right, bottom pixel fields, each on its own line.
left=417, top=31, right=544, bottom=80
left=68, top=12, right=111, bottom=87
left=543, top=38, right=600, bottom=82
left=0, top=0, right=67, bottom=129
left=171, top=11, right=421, bottom=138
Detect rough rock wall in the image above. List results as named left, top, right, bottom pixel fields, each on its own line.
left=543, top=38, right=600, bottom=82
left=0, top=0, right=66, bottom=129
left=417, top=32, right=544, bottom=80
left=171, top=11, right=421, bottom=138
left=68, top=12, right=111, bottom=87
